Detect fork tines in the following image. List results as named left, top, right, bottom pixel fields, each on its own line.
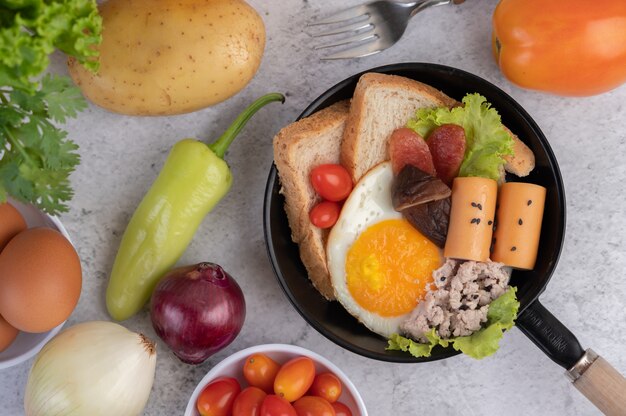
left=308, top=4, right=383, bottom=60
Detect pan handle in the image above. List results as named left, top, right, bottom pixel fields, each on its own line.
left=569, top=350, right=626, bottom=416
left=516, top=299, right=584, bottom=369
left=518, top=300, right=626, bottom=415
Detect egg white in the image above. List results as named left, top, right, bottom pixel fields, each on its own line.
left=327, top=162, right=410, bottom=337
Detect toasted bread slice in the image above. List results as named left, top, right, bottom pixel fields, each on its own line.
left=341, top=72, right=535, bottom=182
left=504, top=128, right=535, bottom=177
left=341, top=73, right=457, bottom=182
left=273, top=100, right=350, bottom=300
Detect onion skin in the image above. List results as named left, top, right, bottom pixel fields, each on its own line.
left=150, top=262, right=246, bottom=364
left=24, top=321, right=156, bottom=416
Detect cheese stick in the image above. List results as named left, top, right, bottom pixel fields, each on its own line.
left=492, top=182, right=546, bottom=269
left=444, top=177, right=497, bottom=262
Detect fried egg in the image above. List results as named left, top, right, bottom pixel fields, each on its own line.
left=327, top=162, right=442, bottom=337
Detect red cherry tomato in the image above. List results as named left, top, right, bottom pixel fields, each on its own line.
left=274, top=356, right=316, bottom=402
left=310, top=164, right=353, bottom=202
left=261, top=395, right=297, bottom=416
left=293, top=396, right=336, bottom=416
left=331, top=402, right=352, bottom=416
left=243, top=353, right=281, bottom=393
left=233, top=386, right=267, bottom=416
left=308, top=372, right=342, bottom=403
left=309, top=201, right=340, bottom=229
left=196, top=377, right=241, bottom=416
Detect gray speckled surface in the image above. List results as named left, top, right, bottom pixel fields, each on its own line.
left=2, top=0, right=626, bottom=414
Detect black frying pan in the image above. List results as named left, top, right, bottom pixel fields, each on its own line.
left=263, top=63, right=626, bottom=414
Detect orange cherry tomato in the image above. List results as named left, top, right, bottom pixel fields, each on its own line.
left=309, top=201, right=340, bottom=229
left=492, top=0, right=626, bottom=96
left=233, top=387, right=267, bottom=416
left=274, top=356, right=316, bottom=402
left=308, top=372, right=342, bottom=403
left=261, top=395, right=297, bottom=416
left=331, top=402, right=352, bottom=416
left=244, top=353, right=281, bottom=393
left=293, top=396, right=336, bottom=416
left=196, top=377, right=241, bottom=416
left=310, top=164, right=353, bottom=202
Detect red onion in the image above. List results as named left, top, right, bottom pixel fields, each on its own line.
left=150, top=262, right=245, bottom=364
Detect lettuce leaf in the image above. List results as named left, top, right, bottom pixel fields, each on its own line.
left=0, top=0, right=101, bottom=214
left=406, top=93, right=514, bottom=181
left=387, top=287, right=520, bottom=360
left=0, top=0, right=102, bottom=90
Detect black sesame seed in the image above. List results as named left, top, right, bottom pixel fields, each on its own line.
left=488, top=220, right=493, bottom=225
left=471, top=202, right=477, bottom=207
left=527, top=199, right=532, bottom=206
left=470, top=218, right=478, bottom=224
left=511, top=246, right=517, bottom=251
left=476, top=218, right=481, bottom=224
left=440, top=276, right=446, bottom=282
left=518, top=218, right=523, bottom=225
left=477, top=203, right=482, bottom=210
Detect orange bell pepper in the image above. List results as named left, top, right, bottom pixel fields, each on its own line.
left=492, top=0, right=626, bottom=96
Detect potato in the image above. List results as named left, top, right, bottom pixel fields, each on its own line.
left=68, top=0, right=265, bottom=116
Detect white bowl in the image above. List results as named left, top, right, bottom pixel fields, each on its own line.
left=0, top=200, right=73, bottom=370
left=185, top=344, right=368, bottom=416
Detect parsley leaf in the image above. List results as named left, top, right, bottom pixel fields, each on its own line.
left=0, top=0, right=101, bottom=214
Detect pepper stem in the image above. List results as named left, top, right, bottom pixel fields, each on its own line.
left=208, top=92, right=285, bottom=159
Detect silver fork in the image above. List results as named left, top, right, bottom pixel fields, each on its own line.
left=309, top=0, right=465, bottom=60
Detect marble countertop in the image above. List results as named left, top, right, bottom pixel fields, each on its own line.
left=2, top=0, right=625, bottom=414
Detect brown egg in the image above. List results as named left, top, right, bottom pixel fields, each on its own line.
left=0, top=313, right=18, bottom=352
left=0, top=203, right=27, bottom=252
left=0, top=227, right=82, bottom=332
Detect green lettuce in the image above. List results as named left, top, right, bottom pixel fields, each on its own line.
left=0, top=0, right=101, bottom=213
left=0, top=0, right=102, bottom=90
left=387, top=287, right=520, bottom=360
left=406, top=93, right=514, bottom=181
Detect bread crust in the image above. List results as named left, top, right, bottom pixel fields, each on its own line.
left=341, top=73, right=457, bottom=182
left=273, top=101, right=350, bottom=300
left=503, top=128, right=535, bottom=177
left=272, top=74, right=536, bottom=303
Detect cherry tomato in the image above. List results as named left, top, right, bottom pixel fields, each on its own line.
left=293, top=396, right=336, bottom=416
left=274, top=356, right=316, bottom=402
left=309, top=201, right=340, bottom=229
left=233, top=386, right=267, bottom=416
left=196, top=377, right=241, bottom=416
left=310, top=164, right=353, bottom=202
left=331, top=402, right=352, bottom=416
left=308, top=372, right=342, bottom=403
left=243, top=353, right=281, bottom=393
left=260, top=395, right=297, bottom=416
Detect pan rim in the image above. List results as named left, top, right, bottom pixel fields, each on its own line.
left=263, top=62, right=566, bottom=363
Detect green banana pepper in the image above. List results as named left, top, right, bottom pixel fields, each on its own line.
left=106, top=93, right=284, bottom=321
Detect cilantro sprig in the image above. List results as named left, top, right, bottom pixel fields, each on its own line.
left=0, top=0, right=101, bottom=214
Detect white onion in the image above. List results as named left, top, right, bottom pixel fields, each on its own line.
left=24, top=321, right=157, bottom=416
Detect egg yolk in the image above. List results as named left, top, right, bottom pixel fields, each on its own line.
left=345, top=219, right=441, bottom=317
